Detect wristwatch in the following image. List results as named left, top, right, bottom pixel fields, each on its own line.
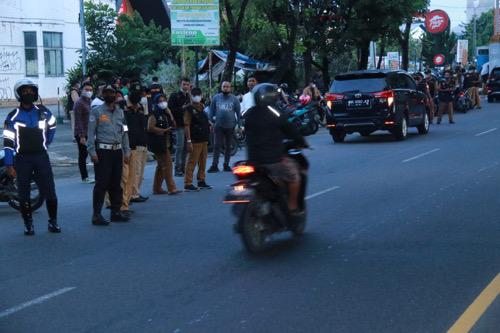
left=187, top=140, right=192, bottom=143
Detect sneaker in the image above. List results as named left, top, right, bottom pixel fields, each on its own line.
left=223, top=164, right=231, bottom=172
left=450, top=121, right=456, bottom=124
left=184, top=184, right=200, bottom=192
left=197, top=181, right=213, bottom=190
left=48, top=219, right=62, bottom=233
left=110, top=211, right=130, bottom=222
left=207, top=165, right=219, bottom=173
left=82, top=178, right=95, bottom=184
left=175, top=171, right=184, bottom=177
left=168, top=189, right=182, bottom=195
left=92, top=214, right=110, bottom=226
left=130, top=196, right=147, bottom=203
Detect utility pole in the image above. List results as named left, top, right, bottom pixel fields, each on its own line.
left=473, top=0, right=479, bottom=64
left=80, top=0, right=87, bottom=78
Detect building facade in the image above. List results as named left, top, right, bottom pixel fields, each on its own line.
left=466, top=0, right=494, bottom=23
left=0, top=0, right=115, bottom=105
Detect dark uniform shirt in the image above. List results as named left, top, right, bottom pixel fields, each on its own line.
left=168, top=91, right=190, bottom=127
left=87, top=103, right=130, bottom=158
left=184, top=104, right=210, bottom=143
left=124, top=104, right=148, bottom=150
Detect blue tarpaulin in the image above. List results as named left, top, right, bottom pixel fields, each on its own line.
left=197, top=50, right=276, bottom=75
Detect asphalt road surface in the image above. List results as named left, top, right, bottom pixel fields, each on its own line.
left=1, top=100, right=499, bottom=332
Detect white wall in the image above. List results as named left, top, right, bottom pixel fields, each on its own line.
left=0, top=0, right=115, bottom=103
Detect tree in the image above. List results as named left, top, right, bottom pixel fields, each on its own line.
left=461, top=9, right=494, bottom=58
left=221, top=0, right=251, bottom=82
left=421, top=28, right=457, bottom=67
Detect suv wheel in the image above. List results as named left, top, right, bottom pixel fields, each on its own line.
left=393, top=117, right=408, bottom=141
left=331, top=130, right=346, bottom=143
left=417, top=112, right=429, bottom=135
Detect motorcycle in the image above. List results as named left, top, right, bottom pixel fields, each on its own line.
left=0, top=150, right=44, bottom=212
left=454, top=88, right=473, bottom=113
left=286, top=96, right=320, bottom=136
left=223, top=140, right=309, bottom=253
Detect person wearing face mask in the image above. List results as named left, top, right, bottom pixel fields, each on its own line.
left=74, top=81, right=95, bottom=184
left=183, top=88, right=212, bottom=191
left=87, top=85, right=131, bottom=225
left=207, top=81, right=242, bottom=173
left=437, top=70, right=456, bottom=124
left=3, top=79, right=61, bottom=235
left=147, top=94, right=181, bottom=195
left=168, top=78, right=192, bottom=177
left=240, top=75, right=258, bottom=115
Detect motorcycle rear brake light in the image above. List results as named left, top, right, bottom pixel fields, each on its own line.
left=233, top=165, right=255, bottom=176
left=325, top=93, right=344, bottom=101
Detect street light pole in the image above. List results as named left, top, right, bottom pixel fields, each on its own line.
left=80, top=0, right=87, bottom=78
left=473, top=0, right=479, bottom=64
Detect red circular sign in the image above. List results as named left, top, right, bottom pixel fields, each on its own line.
left=425, top=10, right=450, bottom=34
left=433, top=54, right=445, bottom=66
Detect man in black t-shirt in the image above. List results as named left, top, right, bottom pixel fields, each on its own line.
left=168, top=78, right=191, bottom=176
left=464, top=66, right=482, bottom=109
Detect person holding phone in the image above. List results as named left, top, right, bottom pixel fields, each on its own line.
left=147, top=94, right=181, bottom=195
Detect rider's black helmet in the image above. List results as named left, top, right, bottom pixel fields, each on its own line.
left=253, top=83, right=280, bottom=108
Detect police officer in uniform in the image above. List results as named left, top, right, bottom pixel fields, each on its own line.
left=2, top=79, right=61, bottom=235
left=87, top=85, right=131, bottom=225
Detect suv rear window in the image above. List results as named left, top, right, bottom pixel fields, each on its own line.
left=330, top=74, right=389, bottom=93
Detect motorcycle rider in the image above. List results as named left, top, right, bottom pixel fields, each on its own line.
left=2, top=79, right=61, bottom=235
left=244, top=83, right=308, bottom=217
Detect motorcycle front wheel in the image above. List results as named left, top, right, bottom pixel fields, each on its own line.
left=8, top=180, right=44, bottom=212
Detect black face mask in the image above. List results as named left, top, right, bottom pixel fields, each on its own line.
left=104, top=96, right=116, bottom=104
left=20, top=93, right=37, bottom=104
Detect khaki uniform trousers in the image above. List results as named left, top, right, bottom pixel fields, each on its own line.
left=184, top=142, right=208, bottom=185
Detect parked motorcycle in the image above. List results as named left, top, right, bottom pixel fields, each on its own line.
left=286, top=95, right=320, bottom=136
left=0, top=151, right=44, bottom=212
left=454, top=88, right=473, bottom=113
left=223, top=140, right=309, bottom=253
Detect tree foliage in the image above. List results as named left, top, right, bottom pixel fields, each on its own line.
left=461, top=9, right=494, bottom=57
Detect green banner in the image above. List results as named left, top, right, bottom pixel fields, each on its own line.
left=171, top=0, right=220, bottom=46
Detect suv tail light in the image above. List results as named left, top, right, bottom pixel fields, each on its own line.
left=325, top=93, right=344, bottom=109
left=373, top=90, right=394, bottom=107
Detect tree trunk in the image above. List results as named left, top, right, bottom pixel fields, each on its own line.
left=377, top=39, right=386, bottom=69
left=303, top=47, right=313, bottom=85
left=321, top=55, right=330, bottom=90
left=222, top=38, right=237, bottom=82
left=358, top=41, right=370, bottom=70
left=400, top=20, right=412, bottom=71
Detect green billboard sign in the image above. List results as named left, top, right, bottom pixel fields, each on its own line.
left=171, top=0, right=220, bottom=46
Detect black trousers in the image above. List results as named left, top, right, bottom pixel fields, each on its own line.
left=93, top=149, right=123, bottom=215
left=212, top=127, right=234, bottom=167
left=15, top=152, right=57, bottom=219
left=76, top=136, right=89, bottom=180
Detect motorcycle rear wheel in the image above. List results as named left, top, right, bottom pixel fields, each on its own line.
left=240, top=204, right=268, bottom=253
left=8, top=181, right=44, bottom=212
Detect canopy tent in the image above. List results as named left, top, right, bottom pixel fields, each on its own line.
left=197, top=50, right=276, bottom=78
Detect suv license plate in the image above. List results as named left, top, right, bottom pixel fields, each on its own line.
left=347, top=99, right=371, bottom=108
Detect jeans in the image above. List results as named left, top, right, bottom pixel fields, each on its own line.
left=76, top=136, right=89, bottom=180
left=175, top=128, right=187, bottom=173
left=212, top=127, right=234, bottom=167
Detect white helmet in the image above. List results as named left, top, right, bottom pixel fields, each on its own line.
left=14, top=79, right=39, bottom=102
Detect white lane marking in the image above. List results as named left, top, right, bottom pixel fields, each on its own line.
left=475, top=128, right=498, bottom=137
left=402, top=148, right=441, bottom=163
left=0, top=287, right=76, bottom=319
left=306, top=186, right=340, bottom=200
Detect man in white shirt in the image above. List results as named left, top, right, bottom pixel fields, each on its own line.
left=91, top=82, right=106, bottom=109
left=240, top=76, right=258, bottom=116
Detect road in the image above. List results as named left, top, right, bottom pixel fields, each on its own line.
left=1, top=101, right=500, bottom=332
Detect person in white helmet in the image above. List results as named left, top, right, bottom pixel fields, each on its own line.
left=2, top=79, right=61, bottom=235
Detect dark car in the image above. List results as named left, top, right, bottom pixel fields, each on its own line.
left=325, top=70, right=430, bottom=142
left=487, top=67, right=500, bottom=103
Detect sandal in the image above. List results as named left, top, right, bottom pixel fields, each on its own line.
left=168, top=190, right=182, bottom=195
